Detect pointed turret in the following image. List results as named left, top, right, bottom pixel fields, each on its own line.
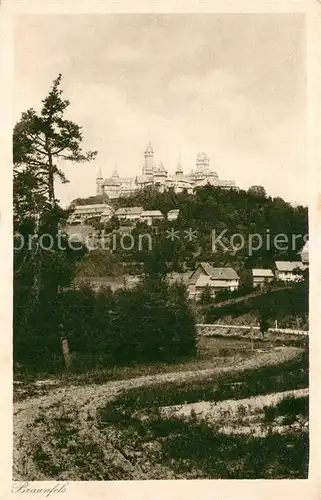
left=175, top=158, right=184, bottom=181
left=145, top=142, right=154, bottom=155
left=96, top=167, right=103, bottom=195
left=143, top=142, right=155, bottom=176
left=176, top=157, right=183, bottom=174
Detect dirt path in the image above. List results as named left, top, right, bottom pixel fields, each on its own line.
left=161, top=387, right=309, bottom=434
left=13, top=347, right=303, bottom=480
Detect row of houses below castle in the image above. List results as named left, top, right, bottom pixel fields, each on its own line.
left=187, top=257, right=308, bottom=300
left=71, top=241, right=308, bottom=299
left=67, top=204, right=177, bottom=226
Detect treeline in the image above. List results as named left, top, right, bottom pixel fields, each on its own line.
left=77, top=184, right=308, bottom=275
left=14, top=278, right=196, bottom=374
left=13, top=75, right=197, bottom=374
left=203, top=279, right=308, bottom=330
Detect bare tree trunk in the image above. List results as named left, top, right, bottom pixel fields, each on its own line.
left=48, top=151, right=55, bottom=207
left=31, top=200, right=41, bottom=302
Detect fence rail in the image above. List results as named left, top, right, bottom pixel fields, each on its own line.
left=196, top=323, right=308, bottom=336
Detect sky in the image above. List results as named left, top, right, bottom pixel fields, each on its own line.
left=13, top=14, right=307, bottom=207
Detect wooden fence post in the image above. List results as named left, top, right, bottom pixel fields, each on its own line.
left=61, top=337, right=72, bottom=371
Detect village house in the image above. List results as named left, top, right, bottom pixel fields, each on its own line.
left=167, top=209, right=180, bottom=222
left=299, top=240, right=309, bottom=265
left=274, top=261, right=307, bottom=282
left=140, top=210, right=165, bottom=225
left=114, top=206, right=144, bottom=221
left=187, top=262, right=239, bottom=300
left=67, top=204, right=112, bottom=225
left=100, top=206, right=114, bottom=223
left=252, top=268, right=274, bottom=288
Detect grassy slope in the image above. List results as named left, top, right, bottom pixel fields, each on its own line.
left=13, top=345, right=307, bottom=480
left=14, top=335, right=305, bottom=402
left=97, top=348, right=308, bottom=479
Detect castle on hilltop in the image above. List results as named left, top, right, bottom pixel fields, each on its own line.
left=96, top=143, right=237, bottom=199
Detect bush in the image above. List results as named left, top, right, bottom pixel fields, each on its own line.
left=199, top=286, right=213, bottom=305
left=14, top=276, right=197, bottom=373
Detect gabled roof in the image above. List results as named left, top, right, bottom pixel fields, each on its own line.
left=73, top=204, right=110, bottom=212
left=103, top=177, right=121, bottom=187
left=141, top=210, right=164, bottom=217
left=275, top=261, right=307, bottom=272
left=301, top=240, right=309, bottom=252
left=197, top=262, right=215, bottom=276
left=193, top=262, right=239, bottom=280
left=195, top=275, right=212, bottom=287
left=115, top=206, right=143, bottom=216
left=299, top=240, right=309, bottom=264
left=100, top=207, right=114, bottom=216
left=252, top=269, right=274, bottom=277
left=210, top=267, right=239, bottom=280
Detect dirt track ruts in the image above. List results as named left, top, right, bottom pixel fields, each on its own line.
left=13, top=346, right=303, bottom=480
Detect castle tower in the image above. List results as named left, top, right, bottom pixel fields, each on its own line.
left=154, top=162, right=167, bottom=193
left=143, top=142, right=155, bottom=176
left=175, top=159, right=184, bottom=181
left=196, top=152, right=210, bottom=171
left=96, top=167, right=103, bottom=195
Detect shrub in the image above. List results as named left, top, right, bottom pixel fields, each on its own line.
left=14, top=276, right=197, bottom=373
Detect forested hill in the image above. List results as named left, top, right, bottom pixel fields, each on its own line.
left=116, top=186, right=307, bottom=268
left=71, top=186, right=308, bottom=275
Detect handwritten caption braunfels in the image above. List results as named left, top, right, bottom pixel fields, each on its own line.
left=12, top=482, right=68, bottom=497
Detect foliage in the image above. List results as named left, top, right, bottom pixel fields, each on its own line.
left=13, top=74, right=98, bottom=372
left=14, top=276, right=197, bottom=373
left=104, top=184, right=308, bottom=275
left=97, top=350, right=308, bottom=479
left=248, top=185, right=266, bottom=197
left=69, top=194, right=109, bottom=207
left=160, top=423, right=308, bottom=478
left=13, top=74, right=97, bottom=207
left=205, top=284, right=308, bottom=325
left=199, top=286, right=213, bottom=305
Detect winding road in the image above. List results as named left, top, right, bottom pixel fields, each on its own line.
left=13, top=346, right=303, bottom=480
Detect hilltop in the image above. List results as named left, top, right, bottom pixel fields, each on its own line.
left=69, top=185, right=308, bottom=277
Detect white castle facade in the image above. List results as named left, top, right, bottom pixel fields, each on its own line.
left=96, top=143, right=237, bottom=200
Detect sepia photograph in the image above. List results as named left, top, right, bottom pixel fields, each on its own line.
left=11, top=8, right=314, bottom=485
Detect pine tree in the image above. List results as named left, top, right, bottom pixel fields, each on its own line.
left=13, top=73, right=97, bottom=209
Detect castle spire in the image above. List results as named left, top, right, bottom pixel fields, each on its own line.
left=96, top=167, right=103, bottom=195
left=112, top=167, right=119, bottom=178
left=176, top=155, right=183, bottom=173
left=145, top=142, right=154, bottom=154
left=143, top=142, right=155, bottom=175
